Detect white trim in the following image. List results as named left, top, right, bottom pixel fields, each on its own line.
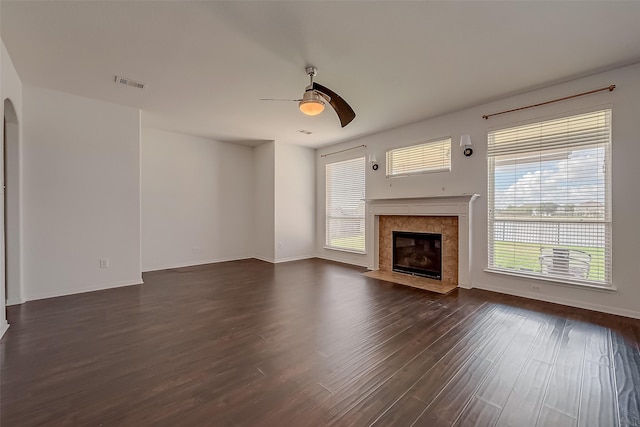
left=484, top=268, right=616, bottom=292
left=273, top=255, right=315, bottom=264
left=316, top=253, right=369, bottom=268
left=142, top=256, right=253, bottom=272
left=365, top=194, right=480, bottom=287
left=138, top=110, right=143, bottom=280
left=6, top=297, right=25, bottom=306
left=25, top=278, right=142, bottom=302
left=458, top=282, right=473, bottom=290
left=323, top=246, right=366, bottom=255
left=473, top=281, right=640, bottom=320
left=253, top=256, right=276, bottom=264
left=0, top=321, right=9, bottom=341
left=255, top=255, right=316, bottom=264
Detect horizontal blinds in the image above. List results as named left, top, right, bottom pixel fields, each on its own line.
left=386, top=138, right=451, bottom=177
left=488, top=110, right=610, bottom=156
left=488, top=109, right=611, bottom=286
left=326, top=157, right=366, bottom=252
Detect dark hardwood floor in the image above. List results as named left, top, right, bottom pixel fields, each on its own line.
left=2, top=258, right=640, bottom=426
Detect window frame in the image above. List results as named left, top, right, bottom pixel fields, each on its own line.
left=486, top=107, right=613, bottom=288
left=324, top=156, right=366, bottom=254
left=385, top=137, right=452, bottom=178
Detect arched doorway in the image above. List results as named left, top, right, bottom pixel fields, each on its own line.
left=4, top=98, right=21, bottom=305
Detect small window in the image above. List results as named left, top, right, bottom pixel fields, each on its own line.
left=325, top=157, right=366, bottom=253
left=386, top=138, right=451, bottom=177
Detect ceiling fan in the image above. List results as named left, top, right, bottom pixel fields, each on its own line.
left=260, top=66, right=356, bottom=128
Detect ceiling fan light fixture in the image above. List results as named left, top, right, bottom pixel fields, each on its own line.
left=299, top=91, right=325, bottom=116
left=261, top=66, right=355, bottom=127
left=299, top=100, right=325, bottom=116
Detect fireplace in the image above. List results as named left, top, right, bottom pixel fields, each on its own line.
left=393, top=231, right=442, bottom=280
left=366, top=195, right=478, bottom=289
left=376, top=215, right=459, bottom=288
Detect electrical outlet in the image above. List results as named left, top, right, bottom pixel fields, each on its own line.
left=192, top=246, right=201, bottom=254
left=99, top=258, right=109, bottom=268
left=530, top=284, right=542, bottom=292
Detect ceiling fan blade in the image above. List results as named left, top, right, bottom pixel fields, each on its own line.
left=312, top=82, right=356, bottom=127
left=259, top=98, right=302, bottom=102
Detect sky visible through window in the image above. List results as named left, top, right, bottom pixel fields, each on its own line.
left=489, top=109, right=610, bottom=284
left=494, top=147, right=605, bottom=216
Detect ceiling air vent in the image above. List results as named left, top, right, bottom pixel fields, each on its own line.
left=114, top=75, right=146, bottom=89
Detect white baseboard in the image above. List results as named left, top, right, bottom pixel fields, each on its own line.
left=473, top=281, right=640, bottom=320
left=144, top=256, right=311, bottom=270
left=316, top=253, right=369, bottom=268
left=25, top=278, right=143, bottom=303
left=142, top=256, right=252, bottom=272
left=253, top=256, right=275, bottom=264
left=273, top=255, right=315, bottom=264
left=6, top=297, right=25, bottom=306
left=0, top=321, right=10, bottom=341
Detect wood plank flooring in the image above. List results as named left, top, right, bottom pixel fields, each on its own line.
left=1, top=258, right=639, bottom=426
left=362, top=270, right=458, bottom=294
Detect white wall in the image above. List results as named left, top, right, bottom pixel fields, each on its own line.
left=317, top=62, right=640, bottom=318
left=22, top=85, right=141, bottom=301
left=253, top=141, right=275, bottom=262
left=274, top=142, right=315, bottom=262
left=0, top=10, right=6, bottom=338
left=141, top=133, right=314, bottom=269
left=2, top=41, right=23, bottom=306
left=141, top=128, right=254, bottom=271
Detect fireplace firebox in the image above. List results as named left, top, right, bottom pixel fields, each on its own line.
left=392, top=231, right=442, bottom=280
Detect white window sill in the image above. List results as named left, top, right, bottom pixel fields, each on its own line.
left=484, top=268, right=617, bottom=293
left=323, top=246, right=366, bottom=255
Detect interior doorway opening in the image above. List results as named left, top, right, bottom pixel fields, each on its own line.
left=4, top=98, right=21, bottom=305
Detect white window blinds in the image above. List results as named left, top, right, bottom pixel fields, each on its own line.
left=386, top=138, right=451, bottom=177
left=325, top=157, right=366, bottom=252
left=488, top=109, right=612, bottom=286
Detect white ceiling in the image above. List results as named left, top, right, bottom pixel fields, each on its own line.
left=3, top=1, right=640, bottom=148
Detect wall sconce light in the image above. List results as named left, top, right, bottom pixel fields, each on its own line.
left=460, top=134, right=473, bottom=157
left=369, top=154, right=379, bottom=170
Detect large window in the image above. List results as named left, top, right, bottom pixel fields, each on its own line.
left=326, top=157, right=366, bottom=252
left=488, top=109, right=612, bottom=286
left=386, top=137, right=451, bottom=177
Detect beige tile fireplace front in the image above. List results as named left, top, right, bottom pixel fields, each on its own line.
left=379, top=215, right=458, bottom=289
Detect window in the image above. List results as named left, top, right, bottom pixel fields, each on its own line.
left=325, top=157, right=366, bottom=252
left=386, top=137, right=451, bottom=177
left=488, top=109, right=612, bottom=286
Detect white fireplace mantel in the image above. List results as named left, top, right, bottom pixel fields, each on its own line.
left=365, top=194, right=480, bottom=289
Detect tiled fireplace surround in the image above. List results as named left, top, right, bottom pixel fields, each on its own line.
left=365, top=195, right=479, bottom=288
